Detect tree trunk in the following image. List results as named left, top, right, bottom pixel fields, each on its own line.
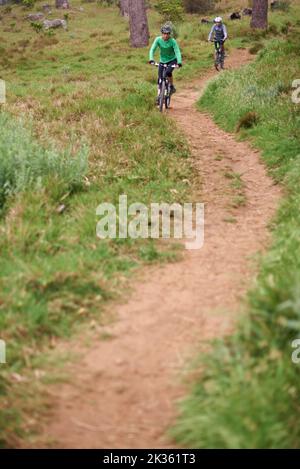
left=251, top=0, right=268, bottom=29
left=55, top=0, right=70, bottom=8
left=120, top=0, right=129, bottom=17
left=128, top=0, right=149, bottom=48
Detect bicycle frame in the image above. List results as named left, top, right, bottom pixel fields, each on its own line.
left=214, top=40, right=225, bottom=71
left=153, top=62, right=177, bottom=112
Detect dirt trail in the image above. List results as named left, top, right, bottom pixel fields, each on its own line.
left=36, top=50, right=281, bottom=448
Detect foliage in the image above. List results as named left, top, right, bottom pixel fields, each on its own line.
left=155, top=0, right=184, bottom=24
left=30, top=21, right=43, bottom=33
left=0, top=113, right=88, bottom=209
left=22, top=0, right=35, bottom=8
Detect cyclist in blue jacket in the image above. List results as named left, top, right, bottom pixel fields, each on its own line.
left=208, top=17, right=228, bottom=56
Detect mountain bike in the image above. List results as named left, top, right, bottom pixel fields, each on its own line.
left=213, top=40, right=225, bottom=71
left=153, top=62, right=178, bottom=112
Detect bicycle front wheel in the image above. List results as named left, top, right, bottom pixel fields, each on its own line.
left=221, top=53, right=225, bottom=69
left=165, top=85, right=171, bottom=109
left=215, top=52, right=220, bottom=71
left=159, top=81, right=166, bottom=112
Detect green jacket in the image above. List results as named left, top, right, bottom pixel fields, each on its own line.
left=149, top=36, right=182, bottom=64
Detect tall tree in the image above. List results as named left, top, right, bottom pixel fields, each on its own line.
left=128, top=0, right=149, bottom=48
left=120, top=0, right=129, bottom=17
left=251, top=0, right=268, bottom=29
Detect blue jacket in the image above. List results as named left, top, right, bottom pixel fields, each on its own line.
left=208, top=24, right=228, bottom=41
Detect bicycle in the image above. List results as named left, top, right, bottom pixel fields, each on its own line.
left=152, top=62, right=178, bottom=112
left=213, top=40, right=225, bottom=71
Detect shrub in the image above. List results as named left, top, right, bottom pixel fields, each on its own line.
left=0, top=113, right=88, bottom=209
left=30, top=21, right=43, bottom=34
left=155, top=0, right=184, bottom=24
left=236, top=111, right=259, bottom=131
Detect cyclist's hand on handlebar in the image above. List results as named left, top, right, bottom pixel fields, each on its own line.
left=177, top=63, right=182, bottom=68
left=149, top=60, right=155, bottom=65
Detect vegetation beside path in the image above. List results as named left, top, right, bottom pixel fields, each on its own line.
left=173, top=12, right=300, bottom=448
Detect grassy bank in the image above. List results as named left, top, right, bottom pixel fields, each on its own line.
left=173, top=19, right=300, bottom=448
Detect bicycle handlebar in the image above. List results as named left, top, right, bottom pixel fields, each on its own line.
left=152, top=62, right=179, bottom=68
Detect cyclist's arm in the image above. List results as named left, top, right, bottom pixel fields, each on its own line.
left=149, top=37, right=160, bottom=62
left=208, top=25, right=215, bottom=41
left=172, top=38, right=182, bottom=65
left=222, top=24, right=228, bottom=41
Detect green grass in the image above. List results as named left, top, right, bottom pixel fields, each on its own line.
left=173, top=23, right=300, bottom=448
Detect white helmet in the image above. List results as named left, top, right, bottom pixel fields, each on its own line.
left=214, top=16, right=223, bottom=23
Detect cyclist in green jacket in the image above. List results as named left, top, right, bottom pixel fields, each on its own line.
left=149, top=25, right=182, bottom=103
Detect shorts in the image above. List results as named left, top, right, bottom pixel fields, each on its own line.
left=158, top=59, right=177, bottom=84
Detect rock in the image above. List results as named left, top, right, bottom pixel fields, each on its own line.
left=26, top=13, right=44, bottom=21
left=200, top=18, right=210, bottom=24
left=229, top=12, right=241, bottom=20
left=43, top=18, right=67, bottom=30
left=56, top=204, right=66, bottom=214
left=42, top=3, right=52, bottom=12
left=11, top=372, right=28, bottom=383
left=242, top=8, right=252, bottom=16
left=56, top=0, right=69, bottom=8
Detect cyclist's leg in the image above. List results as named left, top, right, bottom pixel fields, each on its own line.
left=214, top=41, right=219, bottom=66
left=214, top=41, right=219, bottom=60
left=166, top=59, right=177, bottom=93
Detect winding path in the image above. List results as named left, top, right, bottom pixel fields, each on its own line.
left=36, top=50, right=281, bottom=448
